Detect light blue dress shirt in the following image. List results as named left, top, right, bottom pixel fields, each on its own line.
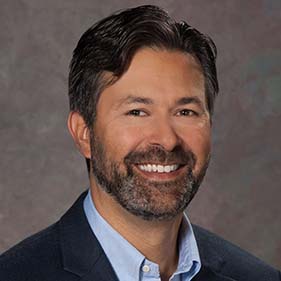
left=83, top=190, right=201, bottom=281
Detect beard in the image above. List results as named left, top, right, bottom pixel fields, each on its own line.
left=89, top=132, right=210, bottom=221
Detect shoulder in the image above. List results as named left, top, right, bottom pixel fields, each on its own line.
left=193, top=225, right=281, bottom=281
left=0, top=222, right=74, bottom=281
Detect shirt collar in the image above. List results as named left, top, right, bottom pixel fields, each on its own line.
left=174, top=212, right=201, bottom=277
left=83, top=189, right=201, bottom=280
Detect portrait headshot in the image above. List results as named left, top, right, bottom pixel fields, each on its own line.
left=0, top=1, right=280, bottom=281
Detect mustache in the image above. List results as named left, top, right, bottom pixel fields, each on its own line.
left=124, top=145, right=196, bottom=168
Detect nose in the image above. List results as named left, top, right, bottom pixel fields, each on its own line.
left=148, top=119, right=181, bottom=152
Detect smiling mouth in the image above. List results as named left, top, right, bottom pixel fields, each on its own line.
left=133, top=163, right=186, bottom=181
left=138, top=163, right=180, bottom=172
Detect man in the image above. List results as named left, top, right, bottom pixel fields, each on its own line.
left=0, top=5, right=280, bottom=281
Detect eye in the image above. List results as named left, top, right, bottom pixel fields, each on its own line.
left=126, top=109, right=147, bottom=116
left=176, top=109, right=198, bottom=117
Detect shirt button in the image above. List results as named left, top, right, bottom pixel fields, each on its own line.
left=142, top=265, right=150, bottom=273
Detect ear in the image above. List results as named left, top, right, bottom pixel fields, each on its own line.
left=67, top=111, right=91, bottom=159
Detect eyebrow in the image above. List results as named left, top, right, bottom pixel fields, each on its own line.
left=175, top=96, right=204, bottom=108
left=117, top=95, right=205, bottom=109
left=118, top=95, right=154, bottom=106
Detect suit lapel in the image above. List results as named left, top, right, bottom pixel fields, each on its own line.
left=193, top=265, right=236, bottom=281
left=59, top=191, right=118, bottom=281
left=79, top=254, right=119, bottom=281
left=192, top=225, right=238, bottom=281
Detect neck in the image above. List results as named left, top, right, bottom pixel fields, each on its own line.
left=90, top=183, right=183, bottom=279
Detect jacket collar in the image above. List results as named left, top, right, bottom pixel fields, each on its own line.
left=59, top=191, right=118, bottom=281
left=192, top=225, right=237, bottom=281
left=58, top=191, right=236, bottom=281
left=192, top=265, right=237, bottom=281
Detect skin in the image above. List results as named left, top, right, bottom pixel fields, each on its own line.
left=68, top=48, right=211, bottom=281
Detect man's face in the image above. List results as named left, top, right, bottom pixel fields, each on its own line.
left=90, top=48, right=211, bottom=221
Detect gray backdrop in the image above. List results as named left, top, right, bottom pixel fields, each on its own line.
left=0, top=0, right=280, bottom=269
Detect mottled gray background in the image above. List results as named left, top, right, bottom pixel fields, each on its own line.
left=0, top=0, right=280, bottom=269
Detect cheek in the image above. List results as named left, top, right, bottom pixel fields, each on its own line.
left=102, top=124, right=145, bottom=161
left=194, top=127, right=211, bottom=154
left=180, top=124, right=211, bottom=167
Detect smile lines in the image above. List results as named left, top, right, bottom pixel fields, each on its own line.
left=137, top=164, right=180, bottom=173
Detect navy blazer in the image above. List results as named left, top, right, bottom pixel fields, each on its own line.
left=0, top=191, right=280, bottom=281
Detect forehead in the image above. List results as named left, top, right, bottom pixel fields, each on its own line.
left=99, top=48, right=205, bottom=108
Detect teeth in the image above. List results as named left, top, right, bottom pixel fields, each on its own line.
left=138, top=164, right=179, bottom=173
left=164, top=166, right=171, bottom=173
left=157, top=165, right=164, bottom=172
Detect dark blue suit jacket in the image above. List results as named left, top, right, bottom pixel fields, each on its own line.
left=0, top=191, right=280, bottom=280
